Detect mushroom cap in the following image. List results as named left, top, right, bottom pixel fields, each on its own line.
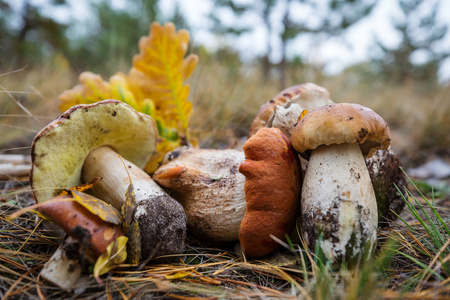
left=249, top=83, right=332, bottom=137
left=239, top=128, right=301, bottom=258
left=153, top=147, right=246, bottom=242
left=291, top=103, right=391, bottom=157
left=31, top=100, right=158, bottom=203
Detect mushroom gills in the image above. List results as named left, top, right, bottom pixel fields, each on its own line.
left=302, top=143, right=378, bottom=263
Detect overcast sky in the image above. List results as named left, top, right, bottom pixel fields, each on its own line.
left=8, top=0, right=450, bottom=81
left=159, top=0, right=450, bottom=80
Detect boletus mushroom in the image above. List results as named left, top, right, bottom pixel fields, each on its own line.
left=366, top=147, right=407, bottom=226
left=239, top=128, right=302, bottom=258
left=249, top=83, right=334, bottom=138
left=38, top=191, right=125, bottom=291
left=31, top=100, right=187, bottom=283
left=153, top=147, right=246, bottom=242
left=291, top=103, right=391, bottom=263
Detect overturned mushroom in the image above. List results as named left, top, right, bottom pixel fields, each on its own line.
left=153, top=147, right=246, bottom=242
left=239, top=128, right=302, bottom=258
left=38, top=191, right=125, bottom=291
left=31, top=100, right=187, bottom=277
left=249, top=83, right=334, bottom=138
left=291, top=103, right=391, bottom=263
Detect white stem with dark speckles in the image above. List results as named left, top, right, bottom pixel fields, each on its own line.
left=301, top=143, right=377, bottom=262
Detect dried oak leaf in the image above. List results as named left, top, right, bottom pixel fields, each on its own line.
left=121, top=181, right=142, bottom=264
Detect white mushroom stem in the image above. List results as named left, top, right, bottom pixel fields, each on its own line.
left=81, top=145, right=186, bottom=261
left=40, top=236, right=90, bottom=292
left=301, top=143, right=378, bottom=262
left=81, top=146, right=166, bottom=210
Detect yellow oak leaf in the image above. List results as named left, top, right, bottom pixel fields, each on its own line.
left=59, top=72, right=139, bottom=112
left=70, top=190, right=123, bottom=225
left=132, top=22, right=198, bottom=135
left=58, top=22, right=198, bottom=173
left=94, top=236, right=128, bottom=283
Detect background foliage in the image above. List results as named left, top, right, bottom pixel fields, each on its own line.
left=1, top=0, right=450, bottom=164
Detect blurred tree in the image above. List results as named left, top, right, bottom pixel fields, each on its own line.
left=168, top=1, right=190, bottom=31
left=210, top=0, right=276, bottom=82
left=372, top=0, right=449, bottom=84
left=68, top=0, right=161, bottom=75
left=0, top=0, right=70, bottom=67
left=210, top=0, right=375, bottom=88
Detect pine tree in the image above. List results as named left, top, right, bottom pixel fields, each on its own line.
left=211, top=0, right=375, bottom=88
left=373, top=0, right=449, bottom=84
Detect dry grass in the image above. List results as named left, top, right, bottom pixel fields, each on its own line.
left=1, top=58, right=450, bottom=298
left=1, top=175, right=449, bottom=299
left=188, top=58, right=450, bottom=168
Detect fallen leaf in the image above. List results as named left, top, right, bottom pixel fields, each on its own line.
left=71, top=190, right=123, bottom=225
left=121, top=182, right=136, bottom=233
left=127, top=221, right=141, bottom=264
left=94, top=236, right=128, bottom=284
left=58, top=176, right=102, bottom=195
left=164, top=271, right=192, bottom=280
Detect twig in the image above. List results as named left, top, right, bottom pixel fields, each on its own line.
left=0, top=84, right=44, bottom=126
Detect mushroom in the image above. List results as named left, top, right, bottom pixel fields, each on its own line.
left=291, top=103, right=391, bottom=263
left=249, top=83, right=334, bottom=138
left=30, top=100, right=187, bottom=266
left=38, top=191, right=125, bottom=291
left=366, top=147, right=407, bottom=226
left=153, top=147, right=246, bottom=242
left=239, top=128, right=302, bottom=258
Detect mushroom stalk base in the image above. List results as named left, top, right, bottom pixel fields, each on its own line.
left=82, top=146, right=166, bottom=210
left=40, top=236, right=89, bottom=292
left=301, top=143, right=378, bottom=263
left=81, top=146, right=187, bottom=261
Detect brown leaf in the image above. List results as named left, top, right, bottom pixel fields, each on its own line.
left=127, top=221, right=141, bottom=264
left=121, top=183, right=136, bottom=233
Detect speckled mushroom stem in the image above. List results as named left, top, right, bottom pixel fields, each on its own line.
left=40, top=236, right=91, bottom=292
left=301, top=143, right=378, bottom=263
left=81, top=146, right=187, bottom=261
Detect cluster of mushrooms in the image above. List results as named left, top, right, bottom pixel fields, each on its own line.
left=29, top=83, right=406, bottom=291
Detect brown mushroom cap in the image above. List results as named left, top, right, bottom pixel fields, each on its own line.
left=239, top=128, right=301, bottom=258
left=291, top=103, right=391, bottom=157
left=31, top=100, right=158, bottom=203
left=249, top=83, right=332, bottom=137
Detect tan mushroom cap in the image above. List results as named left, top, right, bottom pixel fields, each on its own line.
left=291, top=103, right=391, bottom=157
left=31, top=100, right=158, bottom=203
left=249, top=83, right=332, bottom=137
